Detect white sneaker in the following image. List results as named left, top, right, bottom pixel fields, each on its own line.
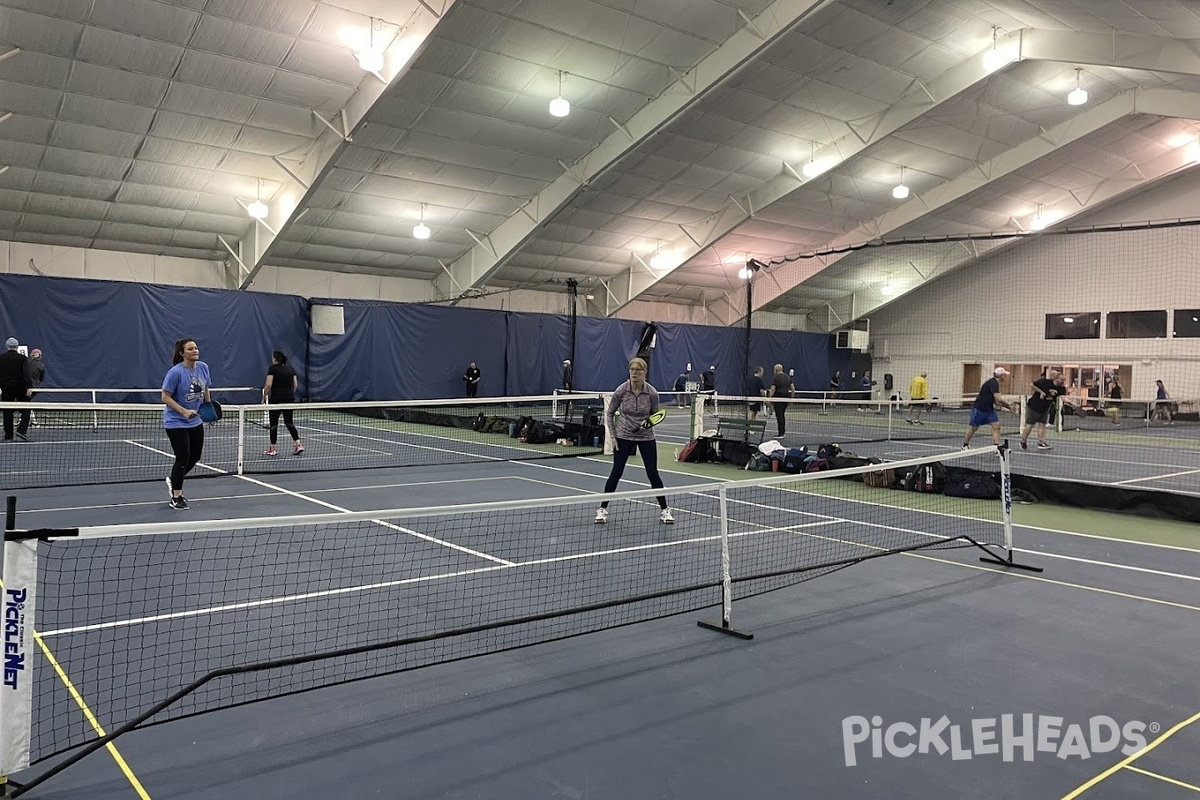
left=594, top=507, right=608, bottom=524
left=1037, top=442, right=1052, bottom=450
left=660, top=508, right=675, bottom=524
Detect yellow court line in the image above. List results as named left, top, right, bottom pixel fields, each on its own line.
left=32, top=632, right=152, bottom=800
left=1059, top=711, right=1200, bottom=799
left=1124, top=765, right=1200, bottom=793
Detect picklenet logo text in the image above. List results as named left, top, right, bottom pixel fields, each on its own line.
left=842, top=714, right=1150, bottom=766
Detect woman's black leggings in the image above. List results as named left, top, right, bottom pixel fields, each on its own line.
left=165, top=425, right=205, bottom=490
left=268, top=408, right=299, bottom=444
left=601, top=438, right=666, bottom=509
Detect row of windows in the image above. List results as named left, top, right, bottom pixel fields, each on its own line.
left=1045, top=310, right=1200, bottom=340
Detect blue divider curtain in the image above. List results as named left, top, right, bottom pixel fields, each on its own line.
left=0, top=273, right=306, bottom=399
left=0, top=274, right=844, bottom=402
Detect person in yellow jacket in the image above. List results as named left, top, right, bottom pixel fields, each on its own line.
left=906, top=372, right=929, bottom=424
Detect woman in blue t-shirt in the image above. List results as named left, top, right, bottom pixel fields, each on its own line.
left=160, top=338, right=211, bottom=510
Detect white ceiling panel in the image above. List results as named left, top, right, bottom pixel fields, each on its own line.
left=4, top=0, right=1200, bottom=303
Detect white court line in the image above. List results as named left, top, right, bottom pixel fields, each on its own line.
left=21, top=476, right=516, bottom=515
left=38, top=512, right=848, bottom=638
left=512, top=458, right=1200, bottom=579
left=234, top=474, right=514, bottom=567
left=1114, top=467, right=1200, bottom=486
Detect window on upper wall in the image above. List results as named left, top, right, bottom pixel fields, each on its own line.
left=1045, top=313, right=1100, bottom=340
left=1107, top=311, right=1167, bottom=339
left=1173, top=309, right=1200, bottom=338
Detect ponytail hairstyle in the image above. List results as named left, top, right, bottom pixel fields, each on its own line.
left=172, top=338, right=196, bottom=366
left=272, top=350, right=288, bottom=365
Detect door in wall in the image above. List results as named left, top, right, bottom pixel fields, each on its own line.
left=962, top=363, right=982, bottom=406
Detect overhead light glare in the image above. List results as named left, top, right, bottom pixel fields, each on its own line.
left=356, top=18, right=385, bottom=72
left=246, top=178, right=268, bottom=219
left=549, top=71, right=570, bottom=117
left=1063, top=317, right=1074, bottom=323
left=1067, top=69, right=1087, bottom=106
left=801, top=140, right=822, bottom=178
left=983, top=26, right=1007, bottom=71
left=881, top=282, right=897, bottom=296
left=892, top=166, right=909, bottom=199
left=413, top=203, right=431, bottom=239
left=357, top=49, right=384, bottom=72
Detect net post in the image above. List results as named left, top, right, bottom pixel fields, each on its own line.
left=236, top=407, right=245, bottom=476
left=697, top=485, right=753, bottom=640
left=1, top=507, right=37, bottom=784
left=692, top=394, right=707, bottom=439
left=979, top=442, right=1043, bottom=572
left=601, top=393, right=614, bottom=456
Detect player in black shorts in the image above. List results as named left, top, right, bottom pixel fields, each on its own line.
left=1020, top=369, right=1061, bottom=451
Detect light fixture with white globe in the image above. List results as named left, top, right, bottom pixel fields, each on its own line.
left=413, top=203, right=431, bottom=240
left=801, top=141, right=821, bottom=177
left=1067, top=69, right=1088, bottom=106
left=356, top=18, right=384, bottom=73
left=892, top=166, right=909, bottom=199
left=982, top=26, right=1008, bottom=71
left=247, top=178, right=268, bottom=220
left=549, top=71, right=570, bottom=118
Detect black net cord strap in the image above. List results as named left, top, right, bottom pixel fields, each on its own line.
left=5, top=446, right=1009, bottom=791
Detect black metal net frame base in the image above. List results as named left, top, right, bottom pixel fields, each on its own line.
left=0, top=445, right=1039, bottom=797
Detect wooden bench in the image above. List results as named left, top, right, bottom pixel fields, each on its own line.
left=714, top=416, right=767, bottom=445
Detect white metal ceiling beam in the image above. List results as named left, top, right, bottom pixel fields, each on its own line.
left=625, top=30, right=1200, bottom=321
left=432, top=0, right=842, bottom=303
left=236, top=3, right=456, bottom=289
left=749, top=87, right=1200, bottom=330
left=610, top=28, right=1032, bottom=322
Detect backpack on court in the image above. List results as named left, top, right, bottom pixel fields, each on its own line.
left=911, top=462, right=947, bottom=493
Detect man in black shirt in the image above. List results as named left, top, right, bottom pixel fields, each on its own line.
left=0, top=337, right=32, bottom=441
left=767, top=363, right=795, bottom=436
left=962, top=367, right=1015, bottom=449
left=463, top=362, right=481, bottom=398
left=1019, top=369, right=1060, bottom=450
left=745, top=366, right=766, bottom=420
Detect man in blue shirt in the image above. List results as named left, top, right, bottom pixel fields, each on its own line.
left=963, top=367, right=1016, bottom=449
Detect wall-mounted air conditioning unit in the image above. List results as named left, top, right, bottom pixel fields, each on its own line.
left=835, top=329, right=869, bottom=350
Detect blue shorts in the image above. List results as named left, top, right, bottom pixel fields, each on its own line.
left=968, top=408, right=999, bottom=427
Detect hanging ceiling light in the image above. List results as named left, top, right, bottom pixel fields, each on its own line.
left=413, top=203, right=431, bottom=240
left=801, top=140, right=821, bottom=178
left=247, top=178, right=268, bottom=220
left=1067, top=68, right=1088, bottom=106
left=983, top=26, right=1007, bottom=71
left=549, top=71, right=570, bottom=118
left=892, top=165, right=909, bottom=199
left=357, top=18, right=384, bottom=72
left=1030, top=203, right=1051, bottom=230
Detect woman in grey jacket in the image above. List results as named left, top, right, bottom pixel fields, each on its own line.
left=595, top=357, right=673, bottom=525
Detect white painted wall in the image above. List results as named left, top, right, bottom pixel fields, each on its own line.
left=868, top=174, right=1200, bottom=403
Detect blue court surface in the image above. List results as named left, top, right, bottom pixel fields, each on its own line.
left=5, top=453, right=1200, bottom=800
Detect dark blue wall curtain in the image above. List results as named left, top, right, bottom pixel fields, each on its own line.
left=0, top=274, right=306, bottom=399
left=0, top=273, right=842, bottom=401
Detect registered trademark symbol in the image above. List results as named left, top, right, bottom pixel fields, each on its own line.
left=1149, top=722, right=1161, bottom=734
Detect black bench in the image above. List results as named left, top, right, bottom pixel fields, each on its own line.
left=714, top=416, right=767, bottom=445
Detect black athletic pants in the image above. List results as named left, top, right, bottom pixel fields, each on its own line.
left=601, top=438, right=666, bottom=509
left=165, top=426, right=205, bottom=491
